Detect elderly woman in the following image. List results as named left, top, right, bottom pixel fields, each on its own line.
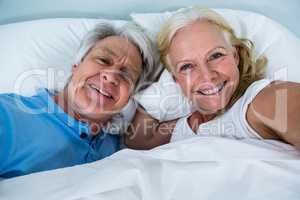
left=125, top=7, right=300, bottom=150
left=0, top=22, right=159, bottom=178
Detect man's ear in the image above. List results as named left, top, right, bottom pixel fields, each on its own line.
left=72, top=64, right=78, bottom=72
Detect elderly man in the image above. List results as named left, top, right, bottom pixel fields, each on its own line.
left=0, top=22, right=159, bottom=178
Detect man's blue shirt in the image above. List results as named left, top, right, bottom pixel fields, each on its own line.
left=0, top=89, right=120, bottom=178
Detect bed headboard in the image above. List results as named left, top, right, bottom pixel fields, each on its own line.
left=0, top=0, right=299, bottom=38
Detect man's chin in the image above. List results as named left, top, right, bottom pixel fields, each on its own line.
left=76, top=110, right=115, bottom=123
left=72, top=104, right=115, bottom=121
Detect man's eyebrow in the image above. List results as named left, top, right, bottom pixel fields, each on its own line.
left=131, top=66, right=141, bottom=76
left=94, top=46, right=118, bottom=57
left=94, top=46, right=142, bottom=76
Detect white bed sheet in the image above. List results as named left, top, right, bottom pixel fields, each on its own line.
left=1, top=137, right=299, bottom=200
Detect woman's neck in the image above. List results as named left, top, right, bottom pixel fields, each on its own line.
left=188, top=111, right=216, bottom=133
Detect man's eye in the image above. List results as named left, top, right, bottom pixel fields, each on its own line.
left=120, top=69, right=133, bottom=82
left=208, top=52, right=225, bottom=61
left=179, top=63, right=193, bottom=72
left=97, top=57, right=111, bottom=65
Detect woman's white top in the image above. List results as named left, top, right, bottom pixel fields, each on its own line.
left=171, top=79, right=272, bottom=142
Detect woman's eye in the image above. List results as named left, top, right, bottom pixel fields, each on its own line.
left=209, top=52, right=224, bottom=61
left=179, top=63, right=193, bottom=72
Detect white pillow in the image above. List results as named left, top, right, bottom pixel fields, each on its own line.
left=0, top=18, right=136, bottom=134
left=131, top=8, right=300, bottom=121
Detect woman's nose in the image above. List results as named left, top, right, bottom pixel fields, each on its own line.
left=195, top=64, right=217, bottom=82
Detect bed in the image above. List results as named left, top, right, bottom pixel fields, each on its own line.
left=0, top=0, right=300, bottom=199
left=1, top=137, right=300, bottom=200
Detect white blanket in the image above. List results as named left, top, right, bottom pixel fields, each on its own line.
left=1, top=137, right=300, bottom=200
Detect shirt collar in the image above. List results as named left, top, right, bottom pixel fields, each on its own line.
left=37, top=88, right=92, bottom=138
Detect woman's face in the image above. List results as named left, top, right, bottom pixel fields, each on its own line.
left=168, top=20, right=240, bottom=114
left=68, top=36, right=142, bottom=121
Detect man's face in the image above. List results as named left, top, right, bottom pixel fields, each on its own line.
left=68, top=36, right=142, bottom=122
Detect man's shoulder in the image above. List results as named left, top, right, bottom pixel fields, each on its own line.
left=0, top=93, right=21, bottom=110
left=0, top=92, right=46, bottom=117
left=0, top=93, right=31, bottom=109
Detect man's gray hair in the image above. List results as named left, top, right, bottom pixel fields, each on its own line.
left=74, top=21, right=162, bottom=93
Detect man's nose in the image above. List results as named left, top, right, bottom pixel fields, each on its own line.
left=101, top=71, right=119, bottom=86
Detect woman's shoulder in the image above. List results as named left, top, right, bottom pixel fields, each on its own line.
left=245, top=79, right=298, bottom=111
left=228, top=79, right=272, bottom=116
left=222, top=79, right=274, bottom=139
left=243, top=79, right=272, bottom=101
left=244, top=80, right=300, bottom=140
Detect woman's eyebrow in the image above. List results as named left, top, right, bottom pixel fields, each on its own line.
left=200, top=46, right=226, bottom=60
left=174, top=59, right=190, bottom=67
left=206, top=46, right=227, bottom=55
left=173, top=46, right=227, bottom=64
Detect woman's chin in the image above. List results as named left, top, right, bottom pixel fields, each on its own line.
left=193, top=102, right=226, bottom=115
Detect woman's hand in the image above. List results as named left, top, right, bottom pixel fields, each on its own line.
left=124, top=105, right=177, bottom=150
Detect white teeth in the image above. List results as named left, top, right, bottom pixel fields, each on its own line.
left=99, top=89, right=111, bottom=97
left=198, top=82, right=225, bottom=96
left=90, top=84, right=112, bottom=98
left=202, top=87, right=219, bottom=95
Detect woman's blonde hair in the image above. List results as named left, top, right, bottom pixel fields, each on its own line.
left=157, top=7, right=267, bottom=111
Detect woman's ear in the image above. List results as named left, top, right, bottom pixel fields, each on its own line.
left=172, top=74, right=177, bottom=82
left=170, top=67, right=177, bottom=82
left=233, top=46, right=240, bottom=65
